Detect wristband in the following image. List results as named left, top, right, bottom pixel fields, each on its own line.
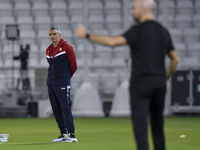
left=86, top=33, right=90, bottom=39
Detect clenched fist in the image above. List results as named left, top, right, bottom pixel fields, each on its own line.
left=75, top=24, right=87, bottom=38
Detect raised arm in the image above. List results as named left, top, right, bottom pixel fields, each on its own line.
left=76, top=24, right=127, bottom=47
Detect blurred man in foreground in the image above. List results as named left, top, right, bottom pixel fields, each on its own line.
left=76, top=0, right=179, bottom=149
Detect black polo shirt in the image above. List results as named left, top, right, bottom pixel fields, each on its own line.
left=122, top=20, right=174, bottom=90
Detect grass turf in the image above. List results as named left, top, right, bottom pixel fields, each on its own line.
left=0, top=117, right=199, bottom=150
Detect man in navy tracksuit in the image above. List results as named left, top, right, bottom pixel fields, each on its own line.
left=46, top=27, right=78, bottom=143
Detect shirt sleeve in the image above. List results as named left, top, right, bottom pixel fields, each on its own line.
left=166, top=30, right=175, bottom=53
left=65, top=44, right=77, bottom=78
left=121, top=26, right=137, bottom=45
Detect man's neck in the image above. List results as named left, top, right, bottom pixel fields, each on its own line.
left=139, top=13, right=154, bottom=23
left=52, top=40, right=60, bottom=47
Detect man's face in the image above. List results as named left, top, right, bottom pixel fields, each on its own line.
left=49, top=29, right=61, bottom=44
left=131, top=0, right=142, bottom=22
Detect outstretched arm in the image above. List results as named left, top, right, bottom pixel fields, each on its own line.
left=75, top=24, right=127, bottom=47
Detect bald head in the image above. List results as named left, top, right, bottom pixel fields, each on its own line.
left=139, top=0, right=156, bottom=13
left=131, top=0, right=156, bottom=23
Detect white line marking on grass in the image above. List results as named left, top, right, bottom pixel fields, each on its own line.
left=166, top=129, right=200, bottom=131
left=1, top=142, right=53, bottom=145
left=78, top=130, right=104, bottom=132
left=166, top=141, right=190, bottom=143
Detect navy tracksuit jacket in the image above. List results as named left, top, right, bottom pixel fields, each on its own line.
left=46, top=38, right=77, bottom=134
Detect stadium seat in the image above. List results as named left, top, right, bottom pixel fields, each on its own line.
left=39, top=59, right=49, bottom=69
left=32, top=1, right=49, bottom=17
left=104, top=1, right=122, bottom=16
left=94, top=45, right=112, bottom=59
left=3, top=69, right=20, bottom=89
left=32, top=1, right=49, bottom=10
left=68, top=1, right=84, bottom=16
left=0, top=72, right=7, bottom=92
left=20, top=30, right=36, bottom=39
left=14, top=2, right=31, bottom=17
left=60, top=30, right=73, bottom=43
left=2, top=44, right=20, bottom=54
left=0, top=2, right=13, bottom=16
left=50, top=1, right=67, bottom=10
left=48, top=0, right=65, bottom=2
left=16, top=16, right=33, bottom=25
left=168, top=28, right=183, bottom=43
left=87, top=72, right=100, bottom=90
left=110, top=29, right=124, bottom=36
left=158, top=0, right=176, bottom=15
left=73, top=38, right=85, bottom=45
left=29, top=44, right=39, bottom=53
left=16, top=15, right=34, bottom=30
left=91, top=29, right=109, bottom=35
left=4, top=59, right=20, bottom=69
left=39, top=46, right=48, bottom=59
left=34, top=16, right=52, bottom=31
left=175, top=14, right=192, bottom=29
left=193, top=15, right=200, bottom=29
left=49, top=0, right=67, bottom=16
left=34, top=16, right=51, bottom=25
left=28, top=58, right=40, bottom=69
left=176, top=0, right=194, bottom=15
left=100, top=73, right=119, bottom=94
left=174, top=43, right=187, bottom=60
left=70, top=15, right=84, bottom=30
left=183, top=28, right=200, bottom=43
left=181, top=57, right=199, bottom=67
left=195, top=0, right=200, bottom=14
left=157, top=15, right=175, bottom=28
left=76, top=58, right=92, bottom=69
left=39, top=44, right=49, bottom=52
left=119, top=72, right=130, bottom=84
left=13, top=0, right=30, bottom=3
left=87, top=1, right=103, bottom=16
left=5, top=57, right=21, bottom=67
left=71, top=73, right=82, bottom=93
left=52, top=23, right=70, bottom=31
left=19, top=29, right=36, bottom=45
left=37, top=38, right=50, bottom=47
left=37, top=29, right=48, bottom=38
left=88, top=15, right=104, bottom=30
left=110, top=58, right=126, bottom=73
left=92, top=58, right=110, bottom=73
left=76, top=43, right=94, bottom=59
left=0, top=16, right=15, bottom=25
left=113, top=46, right=129, bottom=58
left=52, top=15, right=70, bottom=25
left=105, top=15, right=122, bottom=30
left=187, top=43, right=200, bottom=58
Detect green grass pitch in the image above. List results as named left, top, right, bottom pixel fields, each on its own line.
left=0, top=117, right=199, bottom=150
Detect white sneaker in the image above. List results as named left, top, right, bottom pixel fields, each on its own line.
left=52, top=134, right=71, bottom=143
left=69, top=133, right=78, bottom=143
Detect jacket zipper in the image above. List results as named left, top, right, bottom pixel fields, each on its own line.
left=52, top=64, right=54, bottom=85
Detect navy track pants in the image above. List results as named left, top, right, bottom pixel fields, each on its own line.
left=48, top=85, right=75, bottom=134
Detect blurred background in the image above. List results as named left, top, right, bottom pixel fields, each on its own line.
left=0, top=0, right=199, bottom=118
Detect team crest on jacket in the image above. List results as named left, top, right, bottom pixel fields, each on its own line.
left=59, top=47, right=62, bottom=51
